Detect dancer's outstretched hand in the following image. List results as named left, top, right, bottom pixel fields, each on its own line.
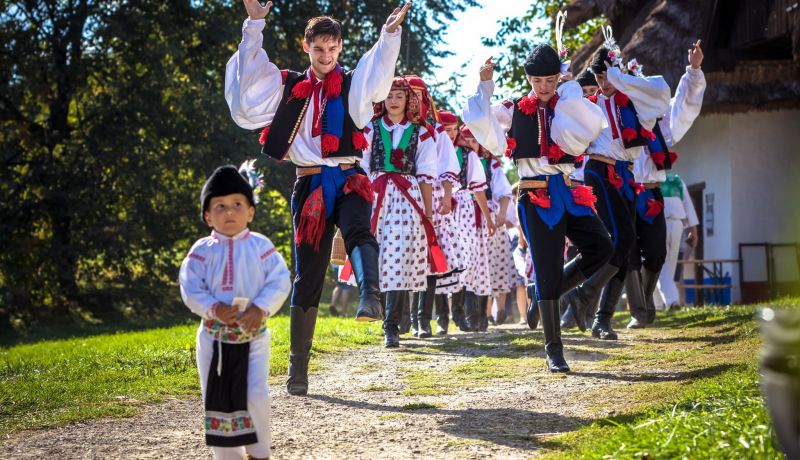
left=386, top=3, right=411, bottom=33
left=689, top=40, right=704, bottom=69
left=480, top=57, right=496, bottom=82
left=243, top=0, right=272, bottom=20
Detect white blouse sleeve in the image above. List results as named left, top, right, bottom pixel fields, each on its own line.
left=415, top=129, right=438, bottom=184
left=467, top=151, right=488, bottom=191
left=435, top=126, right=460, bottom=185
left=606, top=66, right=671, bottom=130
left=490, top=160, right=513, bottom=200
left=348, top=27, right=402, bottom=128
left=224, top=18, right=285, bottom=130
left=551, top=81, right=606, bottom=156
left=681, top=180, right=699, bottom=228
left=462, top=80, right=513, bottom=157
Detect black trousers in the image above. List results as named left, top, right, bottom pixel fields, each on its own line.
left=584, top=159, right=637, bottom=282
left=518, top=193, right=612, bottom=301
left=290, top=173, right=378, bottom=309
left=629, top=188, right=667, bottom=273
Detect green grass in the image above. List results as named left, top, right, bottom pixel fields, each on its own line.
left=541, top=362, right=779, bottom=459
left=0, top=315, right=381, bottom=433
left=537, top=302, right=796, bottom=459
left=401, top=402, right=438, bottom=411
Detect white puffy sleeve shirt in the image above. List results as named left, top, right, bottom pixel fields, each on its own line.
left=179, top=229, right=291, bottom=319
left=463, top=79, right=604, bottom=178
left=589, top=67, right=671, bottom=162
left=634, top=66, right=707, bottom=183
left=224, top=18, right=402, bottom=167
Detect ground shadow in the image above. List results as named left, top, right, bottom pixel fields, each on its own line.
left=307, top=394, right=592, bottom=451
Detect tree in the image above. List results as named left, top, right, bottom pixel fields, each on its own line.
left=0, top=0, right=477, bottom=330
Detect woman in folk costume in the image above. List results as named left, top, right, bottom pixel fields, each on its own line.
left=560, top=26, right=671, bottom=340
left=459, top=127, right=502, bottom=332
left=402, top=80, right=463, bottom=338
left=361, top=76, right=445, bottom=348
left=225, top=1, right=411, bottom=396
left=438, top=113, right=494, bottom=332
left=463, top=11, right=612, bottom=372
left=625, top=40, right=706, bottom=328
left=483, top=151, right=516, bottom=325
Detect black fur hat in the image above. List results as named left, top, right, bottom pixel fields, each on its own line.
left=576, top=68, right=597, bottom=87
left=524, top=44, right=562, bottom=76
left=590, top=47, right=613, bottom=74
left=200, top=165, right=255, bottom=220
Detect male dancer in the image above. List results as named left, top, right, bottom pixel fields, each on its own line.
left=225, top=0, right=410, bottom=395
left=560, top=29, right=671, bottom=340
left=463, top=32, right=613, bottom=371
left=626, top=41, right=705, bottom=327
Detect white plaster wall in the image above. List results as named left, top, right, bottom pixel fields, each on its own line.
left=669, top=109, right=800, bottom=303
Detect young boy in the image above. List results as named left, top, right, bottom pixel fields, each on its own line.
left=180, top=165, right=291, bottom=460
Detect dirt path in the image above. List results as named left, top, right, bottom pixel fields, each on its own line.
left=0, top=322, right=716, bottom=459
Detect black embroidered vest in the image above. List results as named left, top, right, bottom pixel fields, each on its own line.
left=260, top=70, right=363, bottom=161
left=369, top=124, right=420, bottom=175
left=508, top=98, right=582, bottom=167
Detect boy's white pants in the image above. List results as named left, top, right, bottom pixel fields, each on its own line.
left=197, top=327, right=272, bottom=460
left=655, top=218, right=684, bottom=307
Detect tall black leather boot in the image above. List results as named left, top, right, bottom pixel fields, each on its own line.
left=351, top=244, right=382, bottom=321
left=287, top=306, right=318, bottom=396
left=410, top=292, right=420, bottom=337
left=560, top=263, right=619, bottom=332
left=641, top=268, right=661, bottom=325
left=417, top=280, right=434, bottom=338
left=463, top=291, right=480, bottom=332
left=451, top=288, right=466, bottom=331
left=479, top=296, right=489, bottom=332
left=527, top=298, right=540, bottom=330
left=435, top=294, right=449, bottom=335
left=383, top=291, right=403, bottom=348
left=538, top=300, right=570, bottom=372
left=592, top=277, right=622, bottom=340
left=625, top=270, right=648, bottom=329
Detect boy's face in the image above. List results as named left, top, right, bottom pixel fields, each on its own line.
left=582, top=85, right=599, bottom=97
left=594, top=72, right=617, bottom=97
left=444, top=124, right=458, bottom=142
left=527, top=74, right=559, bottom=102
left=303, top=35, right=342, bottom=77
left=204, top=193, right=255, bottom=237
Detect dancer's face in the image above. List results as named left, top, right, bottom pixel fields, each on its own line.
left=444, top=124, right=458, bottom=142
left=527, top=74, right=559, bottom=102
left=582, top=85, right=600, bottom=97
left=303, top=35, right=342, bottom=77
left=204, top=193, right=255, bottom=237
left=385, top=90, right=408, bottom=119
left=594, top=72, right=617, bottom=97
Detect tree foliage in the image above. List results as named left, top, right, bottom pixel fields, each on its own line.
left=0, top=0, right=474, bottom=331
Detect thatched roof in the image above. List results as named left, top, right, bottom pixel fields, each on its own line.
left=565, top=0, right=800, bottom=113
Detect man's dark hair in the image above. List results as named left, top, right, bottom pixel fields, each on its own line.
left=304, top=16, right=343, bottom=44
